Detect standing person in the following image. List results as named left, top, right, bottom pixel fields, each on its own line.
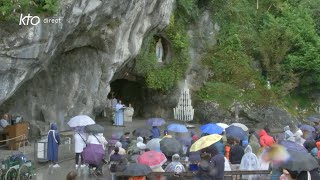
left=229, top=138, right=244, bottom=168
left=120, top=132, right=131, bottom=150
left=259, top=129, right=275, bottom=147
left=240, top=145, right=259, bottom=180
left=114, top=100, right=125, bottom=126
left=110, top=147, right=127, bottom=180
left=47, top=123, right=60, bottom=168
left=74, top=132, right=87, bottom=168
left=151, top=126, right=161, bottom=139
left=208, top=146, right=225, bottom=180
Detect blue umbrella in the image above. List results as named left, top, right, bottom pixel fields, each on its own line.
left=200, top=123, right=224, bottom=135
left=307, top=116, right=320, bottom=123
left=147, top=118, right=166, bottom=126
left=299, top=124, right=315, bottom=132
left=225, top=125, right=247, bottom=140
left=167, top=124, right=188, bottom=133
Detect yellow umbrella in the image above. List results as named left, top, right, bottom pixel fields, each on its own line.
left=190, top=134, right=222, bottom=152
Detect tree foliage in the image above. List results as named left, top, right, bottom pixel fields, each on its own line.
left=198, top=0, right=320, bottom=108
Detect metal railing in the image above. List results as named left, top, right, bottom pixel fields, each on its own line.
left=0, top=134, right=29, bottom=153
left=116, top=170, right=271, bottom=179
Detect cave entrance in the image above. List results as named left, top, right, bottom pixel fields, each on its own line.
left=109, top=79, right=145, bottom=118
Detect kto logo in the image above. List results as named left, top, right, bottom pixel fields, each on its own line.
left=19, top=14, right=40, bottom=25
left=19, top=14, right=63, bottom=25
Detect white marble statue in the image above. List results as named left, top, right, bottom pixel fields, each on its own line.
left=156, top=38, right=163, bottom=63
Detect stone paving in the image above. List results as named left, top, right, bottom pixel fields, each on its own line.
left=1, top=118, right=199, bottom=179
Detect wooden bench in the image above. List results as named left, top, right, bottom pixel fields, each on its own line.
left=116, top=170, right=271, bottom=179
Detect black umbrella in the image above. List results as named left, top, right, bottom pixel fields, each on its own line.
left=85, top=124, right=104, bottom=134
left=133, top=128, right=152, bottom=137
left=160, top=138, right=182, bottom=157
left=280, top=150, right=319, bottom=172
left=122, top=163, right=152, bottom=176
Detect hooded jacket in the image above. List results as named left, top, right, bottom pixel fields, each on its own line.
left=259, top=129, right=275, bottom=147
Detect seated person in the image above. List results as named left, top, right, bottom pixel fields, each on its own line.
left=0, top=114, right=10, bottom=129
left=165, top=154, right=186, bottom=173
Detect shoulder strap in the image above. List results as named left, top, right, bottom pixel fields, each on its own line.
left=48, top=130, right=58, bottom=144
left=93, top=134, right=101, bottom=143
left=78, top=133, right=87, bottom=145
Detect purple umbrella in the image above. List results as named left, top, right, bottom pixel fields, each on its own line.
left=299, top=124, right=315, bottom=132
left=147, top=118, right=166, bottom=126
left=82, top=144, right=105, bottom=166
left=307, top=116, right=320, bottom=123
left=280, top=140, right=308, bottom=153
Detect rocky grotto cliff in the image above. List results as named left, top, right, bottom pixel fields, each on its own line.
left=0, top=0, right=174, bottom=130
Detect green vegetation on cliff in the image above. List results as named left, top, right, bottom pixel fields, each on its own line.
left=197, top=0, right=320, bottom=113
left=0, top=0, right=58, bottom=21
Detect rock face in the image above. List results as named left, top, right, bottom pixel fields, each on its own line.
left=0, top=0, right=174, bottom=130
left=195, top=101, right=298, bottom=129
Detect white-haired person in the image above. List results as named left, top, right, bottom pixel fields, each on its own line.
left=110, top=141, right=126, bottom=156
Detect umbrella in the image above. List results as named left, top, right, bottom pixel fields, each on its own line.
left=299, top=124, right=316, bottom=132
left=71, top=126, right=86, bottom=133
left=280, top=140, right=308, bottom=153
left=281, top=150, right=319, bottom=172
left=85, top=124, right=104, bottom=134
left=200, top=123, right=224, bottom=135
left=160, top=138, right=182, bottom=157
left=122, top=163, right=152, bottom=176
left=230, top=123, right=249, bottom=131
left=133, top=128, right=152, bottom=137
left=82, top=144, right=105, bottom=166
left=147, top=118, right=166, bottom=126
left=189, top=134, right=222, bottom=152
left=146, top=138, right=162, bottom=151
left=225, top=125, right=247, bottom=140
left=176, top=136, right=192, bottom=146
left=137, top=150, right=167, bottom=168
left=216, top=123, right=229, bottom=130
left=167, top=124, right=188, bottom=133
left=67, top=115, right=95, bottom=127
left=307, top=116, right=320, bottom=123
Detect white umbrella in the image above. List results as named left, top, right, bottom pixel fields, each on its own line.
left=146, top=138, right=162, bottom=151
left=67, top=115, right=95, bottom=127
left=216, top=123, right=229, bottom=130
left=230, top=123, right=248, bottom=131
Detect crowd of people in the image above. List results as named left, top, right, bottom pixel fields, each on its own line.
left=48, top=118, right=320, bottom=180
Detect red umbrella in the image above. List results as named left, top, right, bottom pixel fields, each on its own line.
left=137, top=150, right=167, bottom=168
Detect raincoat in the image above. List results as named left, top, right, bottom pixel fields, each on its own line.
left=164, top=154, right=186, bottom=172
left=74, top=133, right=87, bottom=153
left=259, top=129, right=275, bottom=147
left=47, top=123, right=60, bottom=162
left=240, top=145, right=259, bottom=180
left=249, top=135, right=260, bottom=155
